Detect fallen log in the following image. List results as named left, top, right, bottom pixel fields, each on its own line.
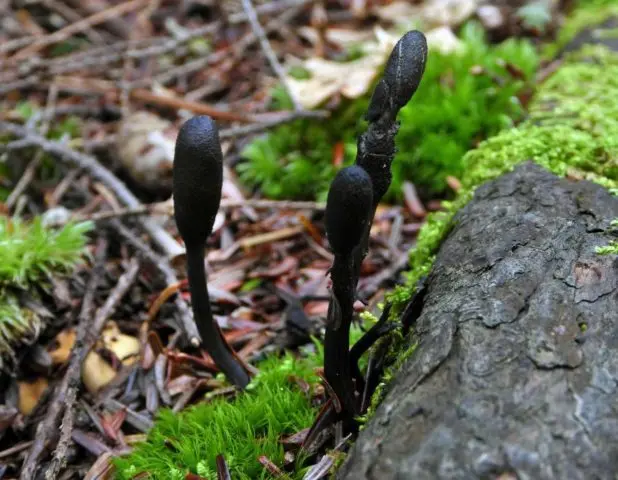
left=340, top=162, right=618, bottom=479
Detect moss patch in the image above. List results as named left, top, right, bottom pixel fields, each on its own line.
left=114, top=351, right=321, bottom=480
left=0, top=217, right=91, bottom=369
left=543, top=0, right=618, bottom=59
left=114, top=322, right=374, bottom=479
left=388, top=42, right=618, bottom=311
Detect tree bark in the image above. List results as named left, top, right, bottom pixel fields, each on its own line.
left=339, top=162, right=618, bottom=479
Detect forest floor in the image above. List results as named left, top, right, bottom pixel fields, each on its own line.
left=0, top=1, right=585, bottom=478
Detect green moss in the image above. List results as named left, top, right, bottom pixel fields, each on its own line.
left=597, top=219, right=618, bottom=254
left=543, top=0, right=618, bottom=59
left=0, top=217, right=91, bottom=369
left=0, top=217, right=92, bottom=289
left=238, top=22, right=538, bottom=201
left=114, top=351, right=322, bottom=480
left=114, top=318, right=376, bottom=480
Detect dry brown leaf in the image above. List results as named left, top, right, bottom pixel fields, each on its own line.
left=18, top=377, right=49, bottom=415
left=422, top=0, right=478, bottom=26
left=82, top=322, right=141, bottom=394
left=286, top=27, right=401, bottom=109
left=82, top=352, right=117, bottom=394
left=47, top=328, right=76, bottom=365
left=425, top=26, right=464, bottom=54
left=371, top=1, right=421, bottom=24
left=100, top=322, right=141, bottom=366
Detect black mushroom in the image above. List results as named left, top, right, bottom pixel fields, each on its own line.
left=306, top=30, right=428, bottom=442
left=172, top=115, right=250, bottom=388
left=324, top=165, right=373, bottom=421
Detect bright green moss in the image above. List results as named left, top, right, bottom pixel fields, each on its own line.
left=239, top=22, right=538, bottom=201
left=0, top=217, right=91, bottom=369
left=387, top=43, right=618, bottom=313
left=114, top=352, right=322, bottom=480
left=543, top=0, right=618, bottom=59
left=0, top=217, right=92, bottom=289
left=114, top=321, right=375, bottom=479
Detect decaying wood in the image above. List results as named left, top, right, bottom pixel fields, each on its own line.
left=339, top=162, right=618, bottom=479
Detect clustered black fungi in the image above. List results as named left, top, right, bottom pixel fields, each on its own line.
left=173, top=116, right=250, bottom=389
left=310, top=30, right=428, bottom=440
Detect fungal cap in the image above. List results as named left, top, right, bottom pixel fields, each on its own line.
left=173, top=115, right=223, bottom=248
left=325, top=165, right=373, bottom=255
left=367, top=30, right=428, bottom=121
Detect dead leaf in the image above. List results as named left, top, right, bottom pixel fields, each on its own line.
left=425, top=26, right=464, bottom=55
left=82, top=351, right=117, bottom=394
left=82, top=322, right=141, bottom=394
left=286, top=27, right=401, bottom=109
left=18, top=377, right=49, bottom=415
left=372, top=2, right=420, bottom=24
left=116, top=111, right=176, bottom=191
left=48, top=328, right=76, bottom=365
left=100, top=322, right=141, bottom=366
left=422, top=0, right=478, bottom=27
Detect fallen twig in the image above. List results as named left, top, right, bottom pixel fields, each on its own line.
left=219, top=108, right=329, bottom=139
left=110, top=220, right=200, bottom=345
left=6, top=84, right=58, bottom=209
left=241, top=0, right=303, bottom=111
left=11, top=0, right=151, bottom=60
left=20, top=239, right=108, bottom=480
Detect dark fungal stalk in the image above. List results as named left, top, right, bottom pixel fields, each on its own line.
left=314, top=30, right=428, bottom=435
left=324, top=165, right=373, bottom=421
left=353, top=30, right=428, bottom=285
left=173, top=115, right=250, bottom=389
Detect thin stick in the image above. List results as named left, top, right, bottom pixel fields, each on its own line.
left=110, top=220, right=200, bottom=345
left=0, top=440, right=34, bottom=459
left=6, top=84, right=58, bottom=209
left=49, top=198, right=325, bottom=225
left=218, top=108, right=328, bottom=139
left=130, top=88, right=255, bottom=123
left=20, top=239, right=108, bottom=480
left=0, top=121, right=183, bottom=258
left=46, top=388, right=76, bottom=480
left=92, top=258, right=141, bottom=337
left=241, top=0, right=302, bottom=111
left=47, top=258, right=139, bottom=479
left=12, top=0, right=150, bottom=59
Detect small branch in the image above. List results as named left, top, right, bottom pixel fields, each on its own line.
left=46, top=259, right=140, bottom=479
left=219, top=108, right=329, bottom=139
left=241, top=0, right=303, bottom=111
left=12, top=0, right=151, bottom=60
left=92, top=258, right=141, bottom=337
left=110, top=220, right=200, bottom=345
left=20, top=239, right=108, bottom=480
left=45, top=388, right=76, bottom=480
left=129, top=88, right=255, bottom=123
left=47, top=197, right=325, bottom=226
left=6, top=84, right=58, bottom=209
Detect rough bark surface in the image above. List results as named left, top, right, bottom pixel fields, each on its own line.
left=339, top=162, right=618, bottom=480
